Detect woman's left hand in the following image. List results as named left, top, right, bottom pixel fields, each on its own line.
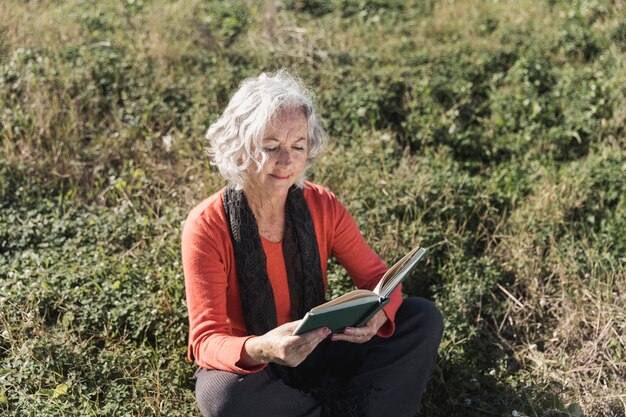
left=330, top=309, right=388, bottom=344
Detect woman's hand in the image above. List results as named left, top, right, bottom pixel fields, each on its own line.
left=330, top=309, right=388, bottom=344
left=240, top=321, right=330, bottom=368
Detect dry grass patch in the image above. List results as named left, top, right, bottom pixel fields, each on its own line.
left=495, top=147, right=626, bottom=415
left=0, top=0, right=85, bottom=50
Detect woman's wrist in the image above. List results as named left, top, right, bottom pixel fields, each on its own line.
left=239, top=336, right=267, bottom=368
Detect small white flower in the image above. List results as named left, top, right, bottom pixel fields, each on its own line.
left=162, top=134, right=173, bottom=152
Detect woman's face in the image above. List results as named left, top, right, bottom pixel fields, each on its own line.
left=248, top=107, right=309, bottom=199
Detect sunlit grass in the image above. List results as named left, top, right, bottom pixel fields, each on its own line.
left=1, top=0, right=625, bottom=416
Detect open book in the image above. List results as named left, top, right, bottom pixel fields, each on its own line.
left=292, top=246, right=428, bottom=335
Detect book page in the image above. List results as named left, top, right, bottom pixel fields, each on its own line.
left=373, top=246, right=423, bottom=295
left=309, top=293, right=380, bottom=314
left=309, top=289, right=376, bottom=313
left=373, top=247, right=427, bottom=297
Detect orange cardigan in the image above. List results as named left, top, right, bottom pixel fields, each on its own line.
left=182, top=182, right=403, bottom=374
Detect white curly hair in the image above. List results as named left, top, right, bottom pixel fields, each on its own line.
left=205, top=70, right=328, bottom=189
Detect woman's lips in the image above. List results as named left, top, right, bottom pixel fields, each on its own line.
left=270, top=174, right=291, bottom=180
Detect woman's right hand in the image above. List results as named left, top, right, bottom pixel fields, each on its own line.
left=240, top=321, right=330, bottom=368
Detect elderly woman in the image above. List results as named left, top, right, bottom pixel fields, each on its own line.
left=182, top=70, right=443, bottom=417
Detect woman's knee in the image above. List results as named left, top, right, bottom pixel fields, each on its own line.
left=195, top=368, right=260, bottom=417
left=195, top=369, right=231, bottom=416
left=397, top=297, right=444, bottom=341
left=195, top=367, right=320, bottom=417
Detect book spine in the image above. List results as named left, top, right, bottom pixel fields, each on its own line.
left=354, top=297, right=390, bottom=328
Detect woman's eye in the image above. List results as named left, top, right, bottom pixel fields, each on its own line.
left=293, top=147, right=305, bottom=151
left=263, top=147, right=279, bottom=153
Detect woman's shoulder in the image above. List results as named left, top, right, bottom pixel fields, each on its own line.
left=184, top=187, right=228, bottom=231
left=303, top=181, right=337, bottom=202
left=302, top=181, right=346, bottom=215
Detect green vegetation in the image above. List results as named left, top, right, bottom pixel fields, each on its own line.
left=1, top=0, right=624, bottom=415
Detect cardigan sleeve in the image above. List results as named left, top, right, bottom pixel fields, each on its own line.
left=182, top=213, right=265, bottom=374
left=327, top=194, right=403, bottom=337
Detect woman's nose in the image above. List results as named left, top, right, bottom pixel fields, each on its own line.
left=277, top=149, right=291, bottom=165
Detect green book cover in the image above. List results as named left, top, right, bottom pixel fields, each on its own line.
left=293, top=298, right=384, bottom=334
left=292, top=247, right=427, bottom=335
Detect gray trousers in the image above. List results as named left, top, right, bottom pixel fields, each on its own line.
left=195, top=297, right=443, bottom=417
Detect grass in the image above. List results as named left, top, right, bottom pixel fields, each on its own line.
left=1, top=0, right=625, bottom=416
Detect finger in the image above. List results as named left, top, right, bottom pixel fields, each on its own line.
left=330, top=332, right=369, bottom=343
left=332, top=326, right=376, bottom=343
left=343, top=326, right=373, bottom=338
left=286, top=328, right=330, bottom=364
left=296, top=327, right=331, bottom=347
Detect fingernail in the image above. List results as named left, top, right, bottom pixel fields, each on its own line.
left=323, top=327, right=331, bottom=336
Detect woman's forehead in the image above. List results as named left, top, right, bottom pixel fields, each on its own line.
left=263, top=109, right=308, bottom=136
left=273, top=107, right=307, bottom=122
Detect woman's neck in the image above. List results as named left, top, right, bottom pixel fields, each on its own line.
left=243, top=187, right=287, bottom=242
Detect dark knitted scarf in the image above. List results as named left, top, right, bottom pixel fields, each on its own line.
left=223, top=184, right=368, bottom=417
left=223, top=184, right=325, bottom=336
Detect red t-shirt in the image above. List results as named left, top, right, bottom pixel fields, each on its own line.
left=182, top=182, right=402, bottom=373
